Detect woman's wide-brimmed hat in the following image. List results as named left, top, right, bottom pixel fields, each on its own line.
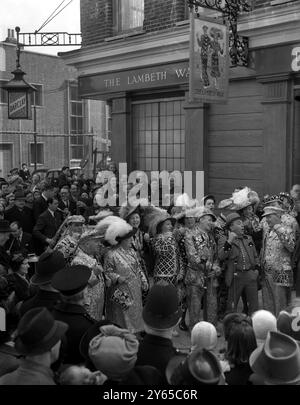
left=171, top=193, right=199, bottom=221
left=142, top=206, right=176, bottom=237
left=218, top=187, right=260, bottom=211
left=119, top=199, right=149, bottom=221
left=96, top=216, right=136, bottom=246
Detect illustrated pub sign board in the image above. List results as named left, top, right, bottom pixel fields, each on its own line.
left=189, top=12, right=229, bottom=104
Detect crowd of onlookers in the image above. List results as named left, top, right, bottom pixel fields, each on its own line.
left=1, top=161, right=300, bottom=385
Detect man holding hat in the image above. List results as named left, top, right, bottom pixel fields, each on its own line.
left=218, top=212, right=259, bottom=315
left=51, top=265, right=96, bottom=364
left=260, top=206, right=295, bottom=315
left=0, top=307, right=68, bottom=385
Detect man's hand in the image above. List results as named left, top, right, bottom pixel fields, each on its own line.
left=268, top=215, right=282, bottom=229
left=46, top=238, right=55, bottom=248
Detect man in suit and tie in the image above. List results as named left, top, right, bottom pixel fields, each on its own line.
left=5, top=221, right=34, bottom=255
left=33, top=184, right=55, bottom=222
left=58, top=187, right=77, bottom=218
left=33, top=197, right=62, bottom=253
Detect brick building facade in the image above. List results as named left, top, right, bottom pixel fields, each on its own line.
left=61, top=0, right=300, bottom=200
left=0, top=32, right=107, bottom=177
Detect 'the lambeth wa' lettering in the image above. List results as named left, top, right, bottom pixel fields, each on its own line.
left=174, top=68, right=190, bottom=79
left=127, top=71, right=167, bottom=85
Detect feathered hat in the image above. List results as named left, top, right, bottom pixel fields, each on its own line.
left=186, top=206, right=216, bottom=221
left=171, top=193, right=199, bottom=221
left=218, top=187, right=260, bottom=211
left=119, top=199, right=149, bottom=221
left=89, top=210, right=114, bottom=223
left=96, top=216, right=135, bottom=246
left=142, top=206, right=176, bottom=237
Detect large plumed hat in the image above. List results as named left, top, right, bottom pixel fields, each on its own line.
left=119, top=199, right=148, bottom=221
left=88, top=210, right=114, bottom=223
left=218, top=187, right=260, bottom=211
left=142, top=206, right=175, bottom=237
left=172, top=194, right=200, bottom=221
left=96, top=216, right=135, bottom=246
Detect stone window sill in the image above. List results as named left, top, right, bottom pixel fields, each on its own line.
left=105, top=30, right=145, bottom=42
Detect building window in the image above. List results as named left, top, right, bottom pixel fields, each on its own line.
left=132, top=99, right=185, bottom=175
left=29, top=143, right=44, bottom=165
left=113, top=0, right=144, bottom=34
left=69, top=83, right=85, bottom=160
left=31, top=84, right=43, bottom=107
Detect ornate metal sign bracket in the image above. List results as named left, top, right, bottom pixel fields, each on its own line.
left=187, top=0, right=252, bottom=67
left=16, top=26, right=82, bottom=47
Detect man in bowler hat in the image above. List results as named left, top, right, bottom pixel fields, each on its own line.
left=136, top=282, right=181, bottom=380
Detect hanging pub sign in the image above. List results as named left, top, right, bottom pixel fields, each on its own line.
left=7, top=91, right=32, bottom=119
left=2, top=68, right=36, bottom=119
left=189, top=12, right=229, bottom=104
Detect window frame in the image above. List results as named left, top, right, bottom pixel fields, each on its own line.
left=113, top=0, right=144, bottom=35
left=29, top=142, right=45, bottom=166
left=68, top=81, right=85, bottom=161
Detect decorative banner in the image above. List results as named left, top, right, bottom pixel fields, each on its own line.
left=7, top=91, right=31, bottom=119
left=189, top=12, right=229, bottom=104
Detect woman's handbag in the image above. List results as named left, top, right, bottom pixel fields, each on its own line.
left=111, top=287, right=133, bottom=311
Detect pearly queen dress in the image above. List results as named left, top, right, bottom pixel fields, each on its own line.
left=71, top=248, right=105, bottom=321
left=104, top=246, right=148, bottom=334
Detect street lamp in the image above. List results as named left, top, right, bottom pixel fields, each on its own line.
left=3, top=27, right=37, bottom=119
left=3, top=27, right=39, bottom=170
